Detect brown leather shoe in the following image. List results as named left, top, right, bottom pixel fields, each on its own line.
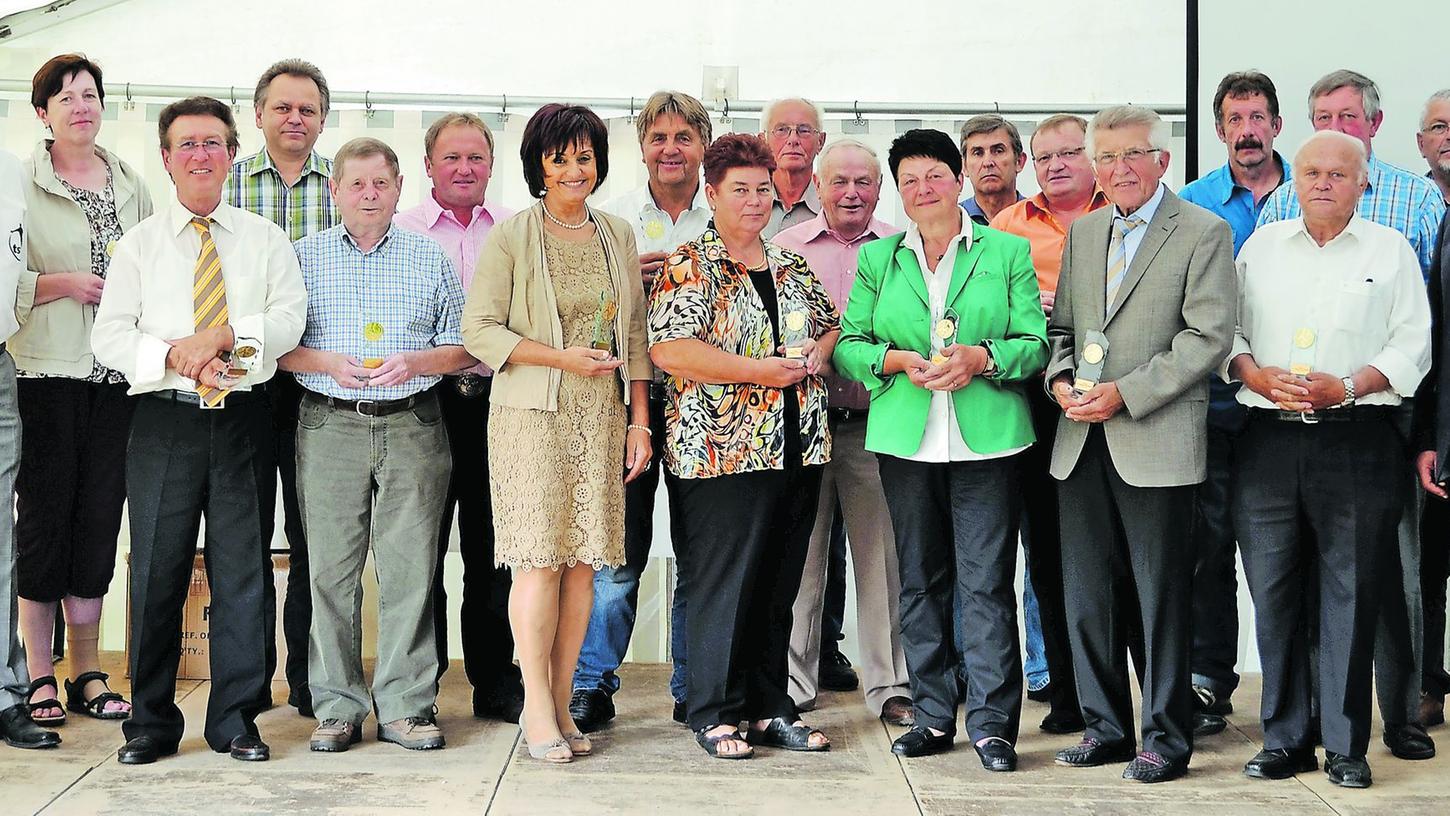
left=880, top=695, right=915, bottom=727
left=1420, top=692, right=1445, bottom=728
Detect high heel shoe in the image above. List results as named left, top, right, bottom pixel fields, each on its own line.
left=518, top=713, right=572, bottom=764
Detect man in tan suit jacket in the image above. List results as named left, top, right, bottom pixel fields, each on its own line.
left=1043, top=106, right=1236, bottom=783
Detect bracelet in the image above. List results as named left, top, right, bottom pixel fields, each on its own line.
left=628, top=424, right=653, bottom=435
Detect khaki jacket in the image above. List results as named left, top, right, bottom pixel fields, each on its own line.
left=463, top=202, right=652, bottom=411
left=14, top=141, right=153, bottom=376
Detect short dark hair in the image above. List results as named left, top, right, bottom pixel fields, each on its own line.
left=158, top=96, right=241, bottom=153
left=888, top=129, right=962, bottom=183
left=31, top=53, right=104, bottom=111
left=1212, top=71, right=1280, bottom=128
left=702, top=133, right=776, bottom=188
left=253, top=58, right=330, bottom=117
left=519, top=103, right=610, bottom=199
left=959, top=114, right=1023, bottom=158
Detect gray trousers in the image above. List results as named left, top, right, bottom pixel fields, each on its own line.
left=0, top=352, right=29, bottom=709
left=787, top=417, right=910, bottom=714
left=296, top=391, right=451, bottom=725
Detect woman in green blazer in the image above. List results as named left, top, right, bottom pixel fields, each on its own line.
left=833, top=129, right=1047, bottom=770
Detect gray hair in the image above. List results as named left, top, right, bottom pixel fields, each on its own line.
left=253, top=58, right=330, bottom=118
left=1308, top=69, right=1380, bottom=122
left=1423, top=89, right=1450, bottom=129
left=959, top=114, right=1024, bottom=158
left=1086, top=105, right=1171, bottom=156
left=1295, top=129, right=1369, bottom=182
left=763, top=97, right=824, bottom=131
left=817, top=138, right=881, bottom=178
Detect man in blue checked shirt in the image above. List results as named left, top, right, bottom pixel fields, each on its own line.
left=1257, top=69, right=1446, bottom=764
left=279, top=137, right=472, bottom=754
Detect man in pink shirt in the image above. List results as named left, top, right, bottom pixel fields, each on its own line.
left=394, top=112, right=520, bottom=722
left=774, top=139, right=913, bottom=726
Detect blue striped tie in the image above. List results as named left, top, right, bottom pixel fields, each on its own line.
left=1105, top=215, right=1145, bottom=317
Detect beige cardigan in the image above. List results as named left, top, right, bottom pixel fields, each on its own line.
left=14, top=140, right=153, bottom=376
left=463, top=202, right=652, bottom=411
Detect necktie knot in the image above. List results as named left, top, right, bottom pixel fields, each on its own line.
left=190, top=216, right=213, bottom=235
left=1114, top=215, right=1145, bottom=239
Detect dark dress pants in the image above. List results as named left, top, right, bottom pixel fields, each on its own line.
left=679, top=463, right=822, bottom=732
left=878, top=453, right=1023, bottom=741
left=123, top=391, right=273, bottom=751
left=1373, top=401, right=1425, bottom=730
left=1422, top=495, right=1450, bottom=697
left=1190, top=421, right=1244, bottom=699
left=1058, top=427, right=1195, bottom=762
left=1234, top=415, right=1400, bottom=757
left=433, top=376, right=521, bottom=702
left=258, top=374, right=308, bottom=701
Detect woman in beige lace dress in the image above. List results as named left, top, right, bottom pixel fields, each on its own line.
left=463, top=104, right=651, bottom=764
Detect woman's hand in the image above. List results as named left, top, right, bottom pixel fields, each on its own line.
left=885, top=350, right=933, bottom=388
left=778, top=338, right=826, bottom=376
left=754, top=356, right=808, bottom=388
left=920, top=344, right=986, bottom=392
left=624, top=426, right=653, bottom=484
left=558, top=346, right=625, bottom=378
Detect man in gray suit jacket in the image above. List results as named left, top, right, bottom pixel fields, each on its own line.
left=1044, top=106, right=1236, bottom=783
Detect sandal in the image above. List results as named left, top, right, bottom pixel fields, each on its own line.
left=27, top=676, right=65, bottom=727
left=65, top=671, right=130, bottom=721
left=747, top=717, right=830, bottom=752
left=695, top=726, right=753, bottom=760
left=563, top=730, right=592, bottom=756
left=518, top=713, right=572, bottom=764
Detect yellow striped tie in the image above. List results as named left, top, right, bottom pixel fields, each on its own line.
left=190, top=216, right=230, bottom=407
left=1104, top=215, right=1145, bottom=318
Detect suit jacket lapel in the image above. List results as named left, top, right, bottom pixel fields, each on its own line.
left=893, top=241, right=931, bottom=309
left=1084, top=214, right=1111, bottom=329
left=1105, top=190, right=1180, bottom=325
left=945, top=225, right=987, bottom=309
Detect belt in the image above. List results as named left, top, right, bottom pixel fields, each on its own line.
left=1249, top=406, right=1396, bottom=424
left=649, top=381, right=668, bottom=403
left=146, top=388, right=259, bottom=408
left=829, top=407, right=869, bottom=422
left=303, top=389, right=435, bottom=417
left=448, top=372, right=488, bottom=398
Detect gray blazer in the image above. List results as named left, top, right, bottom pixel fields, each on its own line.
left=1044, top=186, right=1236, bottom=487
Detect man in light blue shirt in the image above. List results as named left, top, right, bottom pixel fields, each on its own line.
left=281, top=137, right=471, bottom=754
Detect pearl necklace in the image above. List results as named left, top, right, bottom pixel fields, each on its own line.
left=543, top=202, right=591, bottom=230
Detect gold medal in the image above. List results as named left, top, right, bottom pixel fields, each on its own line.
left=1289, top=363, right=1311, bottom=376
left=363, top=322, right=385, bottom=342
left=785, top=311, right=807, bottom=332
left=644, top=219, right=665, bottom=240
left=1083, top=342, right=1105, bottom=365
left=934, top=318, right=956, bottom=341
left=931, top=353, right=947, bottom=366
left=105, top=240, right=117, bottom=257
left=1293, top=328, right=1315, bottom=349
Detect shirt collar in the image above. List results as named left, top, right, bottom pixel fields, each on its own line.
left=170, top=197, right=237, bottom=235
left=421, top=188, right=503, bottom=230
left=1294, top=212, right=1366, bottom=247
left=1024, top=186, right=1108, bottom=219
left=1211, top=151, right=1292, bottom=206
left=244, top=148, right=331, bottom=181
left=905, top=209, right=974, bottom=256
left=339, top=221, right=399, bottom=255
left=961, top=191, right=1024, bottom=220
left=792, top=210, right=893, bottom=246
left=775, top=179, right=822, bottom=215
left=1112, top=182, right=1167, bottom=225
left=641, top=179, right=709, bottom=217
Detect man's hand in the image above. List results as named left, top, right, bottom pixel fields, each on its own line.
left=1039, top=289, right=1055, bottom=317
left=640, top=251, right=668, bottom=291
left=1418, top=450, right=1447, bottom=499
left=1301, top=372, right=1348, bottom=411
left=920, top=344, right=986, bottom=392
left=624, top=426, right=653, bottom=484
left=195, top=358, right=236, bottom=390
left=754, top=356, right=808, bottom=388
left=558, top=347, right=625, bottom=378
left=367, top=352, right=425, bottom=388
left=167, top=325, right=232, bottom=379
left=1065, top=381, right=1125, bottom=423
left=1243, top=365, right=1311, bottom=412
left=1050, top=376, right=1082, bottom=412
left=327, top=353, right=374, bottom=390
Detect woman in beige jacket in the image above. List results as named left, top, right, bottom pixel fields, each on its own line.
left=462, top=104, right=651, bottom=763
left=14, top=55, right=153, bottom=727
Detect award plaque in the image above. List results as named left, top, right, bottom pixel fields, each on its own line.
left=1072, top=330, right=1110, bottom=394
left=931, top=308, right=959, bottom=365
left=591, top=291, right=618, bottom=353
left=782, top=308, right=810, bottom=359
left=1289, top=327, right=1316, bottom=376
left=222, top=336, right=262, bottom=380
left=362, top=321, right=385, bottom=369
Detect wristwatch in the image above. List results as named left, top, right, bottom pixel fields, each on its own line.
left=1339, top=376, right=1357, bottom=407
left=978, top=342, right=997, bottom=376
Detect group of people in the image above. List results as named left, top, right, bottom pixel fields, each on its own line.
left=0, top=53, right=1446, bottom=794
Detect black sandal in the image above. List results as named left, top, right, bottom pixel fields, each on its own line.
left=695, top=725, right=754, bottom=760
left=27, top=675, right=66, bottom=727
left=65, top=671, right=130, bottom=721
left=747, top=717, right=830, bottom=751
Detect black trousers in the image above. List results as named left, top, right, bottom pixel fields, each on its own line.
left=1234, top=415, right=1401, bottom=757
left=14, top=378, right=135, bottom=601
left=1058, top=427, right=1195, bottom=762
left=433, top=376, right=520, bottom=700
left=123, top=392, right=273, bottom=751
left=1019, top=386, right=1080, bottom=714
left=1190, top=422, right=1244, bottom=698
left=679, top=463, right=821, bottom=731
left=821, top=501, right=848, bottom=657
left=258, top=374, right=308, bottom=699
left=1422, top=495, right=1450, bottom=697
left=879, top=454, right=1023, bottom=740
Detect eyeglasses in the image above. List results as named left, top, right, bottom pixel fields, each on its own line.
left=1093, top=148, right=1162, bottom=168
left=769, top=125, right=819, bottom=140
left=173, top=139, right=229, bottom=155
left=1032, top=147, right=1087, bottom=164
left=1423, top=121, right=1449, bottom=136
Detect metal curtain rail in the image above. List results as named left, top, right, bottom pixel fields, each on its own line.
left=0, top=79, right=1186, bottom=118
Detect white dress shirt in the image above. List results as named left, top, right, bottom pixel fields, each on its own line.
left=901, top=215, right=1029, bottom=463
left=0, top=150, right=24, bottom=344
left=92, top=197, right=307, bottom=395
left=600, top=180, right=712, bottom=256
left=1224, top=215, right=1431, bottom=407
left=1110, top=182, right=1167, bottom=270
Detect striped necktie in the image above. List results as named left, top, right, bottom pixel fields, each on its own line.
left=190, top=216, right=230, bottom=407
left=1104, top=215, right=1145, bottom=317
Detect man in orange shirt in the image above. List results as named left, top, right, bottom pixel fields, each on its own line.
left=989, top=113, right=1109, bottom=736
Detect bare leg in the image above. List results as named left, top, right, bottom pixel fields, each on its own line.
left=510, top=566, right=564, bottom=747
left=550, top=563, right=595, bottom=735
left=62, top=595, right=129, bottom=714
left=17, top=597, right=60, bottom=719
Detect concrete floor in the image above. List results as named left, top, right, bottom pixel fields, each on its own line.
left=7, top=654, right=1449, bottom=815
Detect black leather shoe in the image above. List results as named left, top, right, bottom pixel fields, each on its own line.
left=1026, top=680, right=1053, bottom=704
left=819, top=650, right=859, bottom=692
left=0, top=704, right=61, bottom=749
left=1192, top=684, right=1233, bottom=716
left=672, top=699, right=688, bottom=725
left=1055, top=737, right=1136, bottom=767
left=1122, top=750, right=1188, bottom=783
left=973, top=737, right=1017, bottom=771
left=117, top=735, right=176, bottom=764
left=229, top=734, right=270, bottom=762
left=1383, top=723, right=1436, bottom=760
left=1243, top=746, right=1317, bottom=779
left=1040, top=708, right=1085, bottom=734
left=1193, top=710, right=1228, bottom=737
left=287, top=686, right=313, bottom=719
left=891, top=725, right=954, bottom=757
left=568, top=688, right=615, bottom=733
left=472, top=686, right=525, bottom=724
left=1325, top=751, right=1372, bottom=788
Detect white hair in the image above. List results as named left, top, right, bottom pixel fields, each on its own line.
left=763, top=97, right=825, bottom=131
left=1085, top=105, right=1171, bottom=157
left=817, top=138, right=881, bottom=178
left=1295, top=129, right=1369, bottom=182
left=1423, top=88, right=1450, bottom=129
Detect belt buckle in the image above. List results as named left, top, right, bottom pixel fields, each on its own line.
left=1299, top=411, right=1319, bottom=425
left=354, top=400, right=378, bottom=417
left=455, top=373, right=483, bottom=398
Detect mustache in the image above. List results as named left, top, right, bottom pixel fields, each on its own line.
left=1234, top=137, right=1264, bottom=151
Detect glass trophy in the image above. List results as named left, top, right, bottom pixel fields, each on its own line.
left=1289, top=327, right=1316, bottom=377
left=220, top=335, right=262, bottom=382
left=1072, top=330, right=1110, bottom=395
left=362, top=321, right=385, bottom=369
left=931, top=308, right=959, bottom=365
left=591, top=291, right=618, bottom=354
left=782, top=306, right=810, bottom=359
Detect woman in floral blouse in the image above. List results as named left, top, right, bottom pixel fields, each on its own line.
left=648, top=133, right=839, bottom=760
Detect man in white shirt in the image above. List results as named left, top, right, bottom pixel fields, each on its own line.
left=0, top=149, right=61, bottom=751
left=1226, top=130, right=1431, bottom=789
left=92, top=97, right=307, bottom=765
